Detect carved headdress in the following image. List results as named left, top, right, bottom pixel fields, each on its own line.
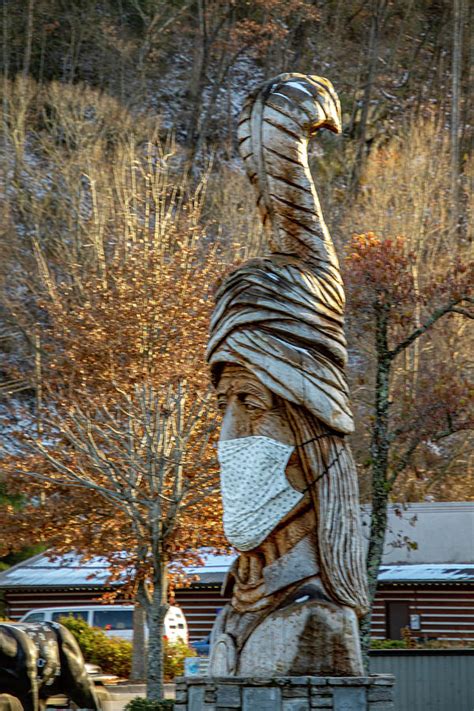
left=207, top=73, right=351, bottom=434
left=207, top=74, right=369, bottom=615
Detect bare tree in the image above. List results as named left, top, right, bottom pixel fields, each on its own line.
left=350, top=0, right=389, bottom=190
left=130, top=0, right=195, bottom=90
left=451, top=0, right=464, bottom=228
left=344, top=232, right=473, bottom=656
left=27, top=383, right=219, bottom=700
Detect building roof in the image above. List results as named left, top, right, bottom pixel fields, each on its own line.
left=1, top=503, right=472, bottom=590
left=0, top=555, right=473, bottom=591
left=0, top=552, right=125, bottom=589
left=378, top=564, right=474, bottom=583
left=188, top=561, right=474, bottom=585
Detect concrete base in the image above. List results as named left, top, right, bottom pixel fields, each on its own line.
left=175, top=675, right=395, bottom=710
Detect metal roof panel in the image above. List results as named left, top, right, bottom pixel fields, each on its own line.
left=0, top=556, right=473, bottom=589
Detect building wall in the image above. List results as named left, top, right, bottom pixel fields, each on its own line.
left=3, top=588, right=126, bottom=621
left=362, top=502, right=474, bottom=565
left=370, top=651, right=474, bottom=711
left=176, top=585, right=474, bottom=642
left=4, top=584, right=474, bottom=642
left=175, top=586, right=226, bottom=640
left=371, top=585, right=474, bottom=641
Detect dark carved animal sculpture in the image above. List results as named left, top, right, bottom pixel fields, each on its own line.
left=0, top=695, right=25, bottom=711
left=0, top=622, right=101, bottom=711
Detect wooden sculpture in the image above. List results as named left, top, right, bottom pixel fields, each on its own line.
left=0, top=622, right=101, bottom=711
left=206, top=73, right=369, bottom=677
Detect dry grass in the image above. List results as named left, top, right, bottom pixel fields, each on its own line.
left=342, top=118, right=473, bottom=501
left=0, top=77, right=246, bottom=392
left=0, top=77, right=471, bottom=504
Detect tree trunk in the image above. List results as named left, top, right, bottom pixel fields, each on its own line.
left=450, top=0, right=464, bottom=232
left=130, top=601, right=147, bottom=682
left=185, top=0, right=209, bottom=150
left=361, top=305, right=391, bottom=662
left=350, top=0, right=387, bottom=191
left=23, top=0, right=35, bottom=78
left=146, top=560, right=169, bottom=700
left=189, top=50, right=227, bottom=166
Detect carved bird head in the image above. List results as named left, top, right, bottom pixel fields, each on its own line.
left=237, top=71, right=343, bottom=264
left=256, top=72, right=342, bottom=139
left=305, top=74, right=342, bottom=135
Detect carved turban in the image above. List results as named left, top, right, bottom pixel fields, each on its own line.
left=206, top=255, right=354, bottom=436
left=206, top=73, right=369, bottom=617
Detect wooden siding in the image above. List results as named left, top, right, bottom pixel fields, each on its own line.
left=4, top=584, right=474, bottom=642
left=4, top=589, right=126, bottom=621
left=176, top=585, right=474, bottom=642
left=175, top=586, right=229, bottom=640
left=371, top=586, right=474, bottom=640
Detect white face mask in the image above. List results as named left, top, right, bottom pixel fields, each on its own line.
left=217, top=435, right=304, bottom=551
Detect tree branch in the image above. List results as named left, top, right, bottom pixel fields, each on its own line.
left=451, top=307, right=473, bottom=318
left=388, top=436, right=422, bottom=486
left=389, top=297, right=472, bottom=360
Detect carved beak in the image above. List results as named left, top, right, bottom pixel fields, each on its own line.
left=307, top=75, right=342, bottom=135
left=314, top=95, right=342, bottom=135
left=325, top=112, right=342, bottom=134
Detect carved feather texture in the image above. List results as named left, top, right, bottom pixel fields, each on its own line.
left=238, top=73, right=342, bottom=269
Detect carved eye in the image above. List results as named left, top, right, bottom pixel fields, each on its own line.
left=243, top=397, right=264, bottom=413
left=217, top=396, right=227, bottom=411
left=236, top=392, right=264, bottom=412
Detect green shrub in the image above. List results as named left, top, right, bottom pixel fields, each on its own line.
left=124, top=698, right=174, bottom=711
left=371, top=637, right=474, bottom=651
left=59, top=616, right=132, bottom=678
left=163, top=638, right=196, bottom=680
left=370, top=639, right=408, bottom=649
left=418, top=638, right=474, bottom=650
left=60, top=616, right=196, bottom=681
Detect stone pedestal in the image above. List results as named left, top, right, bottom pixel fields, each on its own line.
left=175, top=675, right=395, bottom=711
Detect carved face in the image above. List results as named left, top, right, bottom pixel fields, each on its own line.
left=216, top=363, right=306, bottom=493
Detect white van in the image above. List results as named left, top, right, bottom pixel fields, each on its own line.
left=19, top=604, right=188, bottom=644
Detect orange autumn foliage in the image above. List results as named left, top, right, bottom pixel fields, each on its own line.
left=345, top=232, right=417, bottom=330
left=40, top=241, right=222, bottom=398
left=2, top=211, right=232, bottom=588
left=343, top=231, right=473, bottom=501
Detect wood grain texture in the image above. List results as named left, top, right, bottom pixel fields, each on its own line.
left=237, top=73, right=341, bottom=265
left=207, top=73, right=369, bottom=677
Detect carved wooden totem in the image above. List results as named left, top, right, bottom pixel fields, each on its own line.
left=206, top=74, right=369, bottom=677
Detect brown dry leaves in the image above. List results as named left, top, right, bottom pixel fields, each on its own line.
left=1, top=135, right=234, bottom=575
left=344, top=231, right=473, bottom=501
left=41, top=241, right=221, bottom=400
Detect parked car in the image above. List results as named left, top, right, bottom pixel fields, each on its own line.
left=190, top=633, right=210, bottom=656
left=19, top=604, right=188, bottom=644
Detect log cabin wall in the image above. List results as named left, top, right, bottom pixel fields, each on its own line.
left=372, top=584, right=474, bottom=641
left=2, top=587, right=125, bottom=620
left=4, top=582, right=473, bottom=643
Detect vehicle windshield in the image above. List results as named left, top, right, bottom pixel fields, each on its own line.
left=23, top=612, right=45, bottom=622
left=94, top=610, right=133, bottom=630
left=52, top=610, right=88, bottom=622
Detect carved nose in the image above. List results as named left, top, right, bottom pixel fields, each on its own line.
left=220, top=398, right=252, bottom=441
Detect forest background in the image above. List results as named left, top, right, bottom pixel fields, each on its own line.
left=0, top=0, right=472, bottom=684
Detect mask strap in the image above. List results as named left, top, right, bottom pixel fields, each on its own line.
left=296, top=435, right=345, bottom=495
left=295, top=432, right=331, bottom=448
